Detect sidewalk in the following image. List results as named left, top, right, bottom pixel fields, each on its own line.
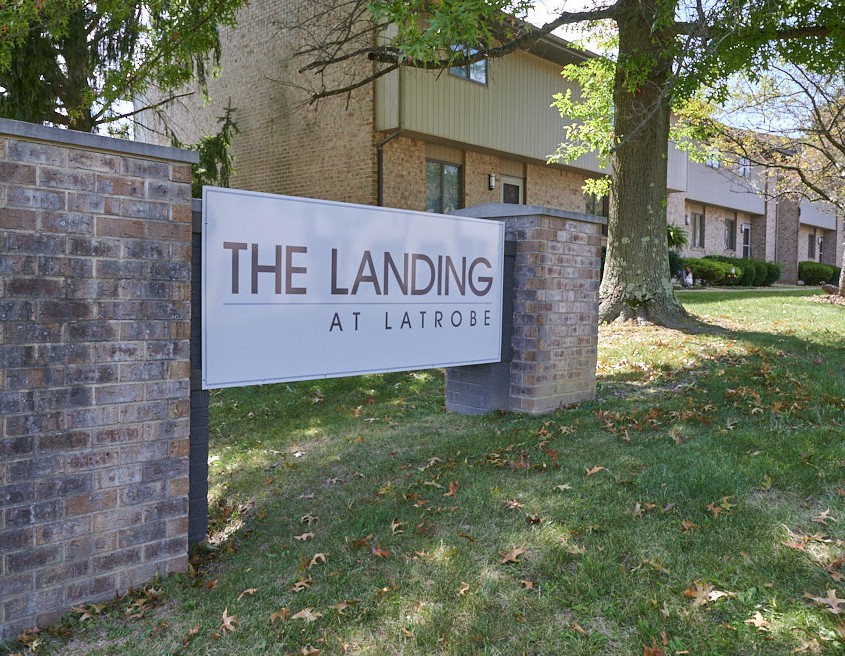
left=674, top=285, right=809, bottom=293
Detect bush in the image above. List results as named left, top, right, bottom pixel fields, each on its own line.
left=832, top=265, right=843, bottom=284
left=668, top=249, right=683, bottom=278
left=799, top=261, right=838, bottom=285
left=703, top=255, right=779, bottom=286
left=685, top=257, right=732, bottom=285
left=762, top=261, right=783, bottom=286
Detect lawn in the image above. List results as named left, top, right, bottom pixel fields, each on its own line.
left=10, top=290, right=845, bottom=656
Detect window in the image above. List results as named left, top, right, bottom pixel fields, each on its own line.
left=585, top=192, right=608, bottom=217
left=808, top=232, right=816, bottom=259
left=425, top=160, right=462, bottom=214
left=738, top=157, right=751, bottom=177
left=705, top=153, right=720, bottom=169
left=449, top=49, right=487, bottom=85
left=501, top=175, right=524, bottom=205
left=692, top=212, right=705, bottom=247
left=725, top=217, right=736, bottom=251
left=585, top=193, right=609, bottom=236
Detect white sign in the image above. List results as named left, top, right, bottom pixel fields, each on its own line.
left=202, top=188, right=504, bottom=389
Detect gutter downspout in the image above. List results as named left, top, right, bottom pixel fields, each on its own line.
left=377, top=65, right=404, bottom=207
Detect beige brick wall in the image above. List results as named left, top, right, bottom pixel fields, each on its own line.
left=464, top=151, right=501, bottom=208
left=381, top=136, right=426, bottom=211
left=524, top=163, right=586, bottom=211
left=0, top=124, right=193, bottom=639
left=777, top=198, right=800, bottom=283
left=145, top=0, right=377, bottom=205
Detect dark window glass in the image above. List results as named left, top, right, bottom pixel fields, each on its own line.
left=725, top=218, right=736, bottom=250
left=692, top=212, right=704, bottom=248
left=425, top=160, right=462, bottom=214
left=808, top=232, right=816, bottom=259
left=449, top=49, right=487, bottom=85
left=503, top=182, right=520, bottom=204
left=585, top=193, right=608, bottom=217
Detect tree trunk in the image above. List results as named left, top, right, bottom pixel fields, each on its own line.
left=599, top=0, right=688, bottom=326
left=840, top=247, right=845, bottom=296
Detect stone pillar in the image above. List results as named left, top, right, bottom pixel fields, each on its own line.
left=445, top=203, right=603, bottom=415
left=0, top=118, right=197, bottom=639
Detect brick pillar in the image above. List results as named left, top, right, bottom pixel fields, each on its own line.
left=446, top=203, right=603, bottom=415
left=0, top=118, right=197, bottom=639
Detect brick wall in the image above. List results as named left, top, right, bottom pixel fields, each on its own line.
left=447, top=205, right=602, bottom=415
left=777, top=199, right=800, bottom=283
left=524, top=163, right=586, bottom=211
left=0, top=119, right=196, bottom=640
left=142, top=0, right=377, bottom=206
left=381, top=136, right=426, bottom=211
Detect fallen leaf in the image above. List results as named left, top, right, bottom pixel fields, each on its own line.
left=812, top=508, right=837, bottom=525
left=371, top=545, right=391, bottom=558
left=300, top=514, right=319, bottom=525
left=331, top=599, right=360, bottom=614
left=237, top=588, right=256, bottom=601
left=499, top=545, right=526, bottom=564
left=294, top=532, right=315, bottom=541
left=183, top=625, right=200, bottom=646
left=570, top=622, right=588, bottom=636
left=680, top=520, right=696, bottom=532
left=519, top=579, right=535, bottom=590
left=220, top=608, right=238, bottom=634
left=309, top=553, right=328, bottom=568
left=291, top=608, right=322, bottom=623
left=301, top=646, right=319, bottom=655
left=444, top=481, right=459, bottom=497
left=401, top=627, right=414, bottom=637
left=269, top=607, right=290, bottom=623
left=292, top=577, right=312, bottom=593
left=390, top=520, right=404, bottom=535
left=458, top=582, right=471, bottom=596
left=586, top=466, right=606, bottom=477
left=553, top=483, right=573, bottom=492
left=204, top=578, right=219, bottom=590
left=502, top=499, right=524, bottom=510
left=683, top=581, right=735, bottom=607
left=743, top=610, right=770, bottom=631
left=804, top=588, right=845, bottom=614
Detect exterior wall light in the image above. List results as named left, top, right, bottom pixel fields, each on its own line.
left=488, top=174, right=496, bottom=191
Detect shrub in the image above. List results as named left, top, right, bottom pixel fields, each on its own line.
left=762, top=261, right=782, bottom=286
left=831, top=265, right=842, bottom=284
left=743, top=258, right=768, bottom=286
left=704, top=255, right=779, bottom=286
left=799, top=261, right=838, bottom=285
left=685, top=257, right=732, bottom=285
left=668, top=249, right=683, bottom=278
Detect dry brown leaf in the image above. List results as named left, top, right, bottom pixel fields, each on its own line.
left=519, top=579, right=535, bottom=590
left=331, top=599, right=360, bottom=614
left=220, top=608, right=238, bottom=634
left=812, top=508, right=837, bottom=525
left=457, top=582, right=471, bottom=596
left=294, top=532, right=315, bottom=541
left=300, top=646, right=319, bottom=655
left=401, top=627, right=414, bottom=637
left=680, top=520, right=696, bottom=532
left=586, top=465, right=606, bottom=477
left=682, top=581, right=735, bottom=607
left=204, top=578, right=219, bottom=590
left=183, top=625, right=200, bottom=646
left=743, top=610, right=770, bottom=631
left=292, top=577, right=312, bottom=593
left=390, top=520, right=405, bottom=535
left=804, top=588, right=845, bottom=614
left=237, top=588, right=256, bottom=601
left=499, top=545, right=526, bottom=564
left=444, top=481, right=459, bottom=497
left=309, top=553, right=328, bottom=568
left=269, top=607, right=291, bottom=623
left=291, top=608, right=322, bottom=623
left=570, top=622, right=588, bottom=636
left=371, top=545, right=391, bottom=558
left=502, top=499, right=524, bottom=510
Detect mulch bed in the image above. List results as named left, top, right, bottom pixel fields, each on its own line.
left=809, top=293, right=845, bottom=306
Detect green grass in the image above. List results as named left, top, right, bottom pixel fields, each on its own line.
left=11, top=290, right=845, bottom=656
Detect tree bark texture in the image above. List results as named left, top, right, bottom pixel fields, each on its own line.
left=599, top=0, right=688, bottom=326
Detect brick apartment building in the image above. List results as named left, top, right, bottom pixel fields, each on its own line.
left=139, top=1, right=844, bottom=283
